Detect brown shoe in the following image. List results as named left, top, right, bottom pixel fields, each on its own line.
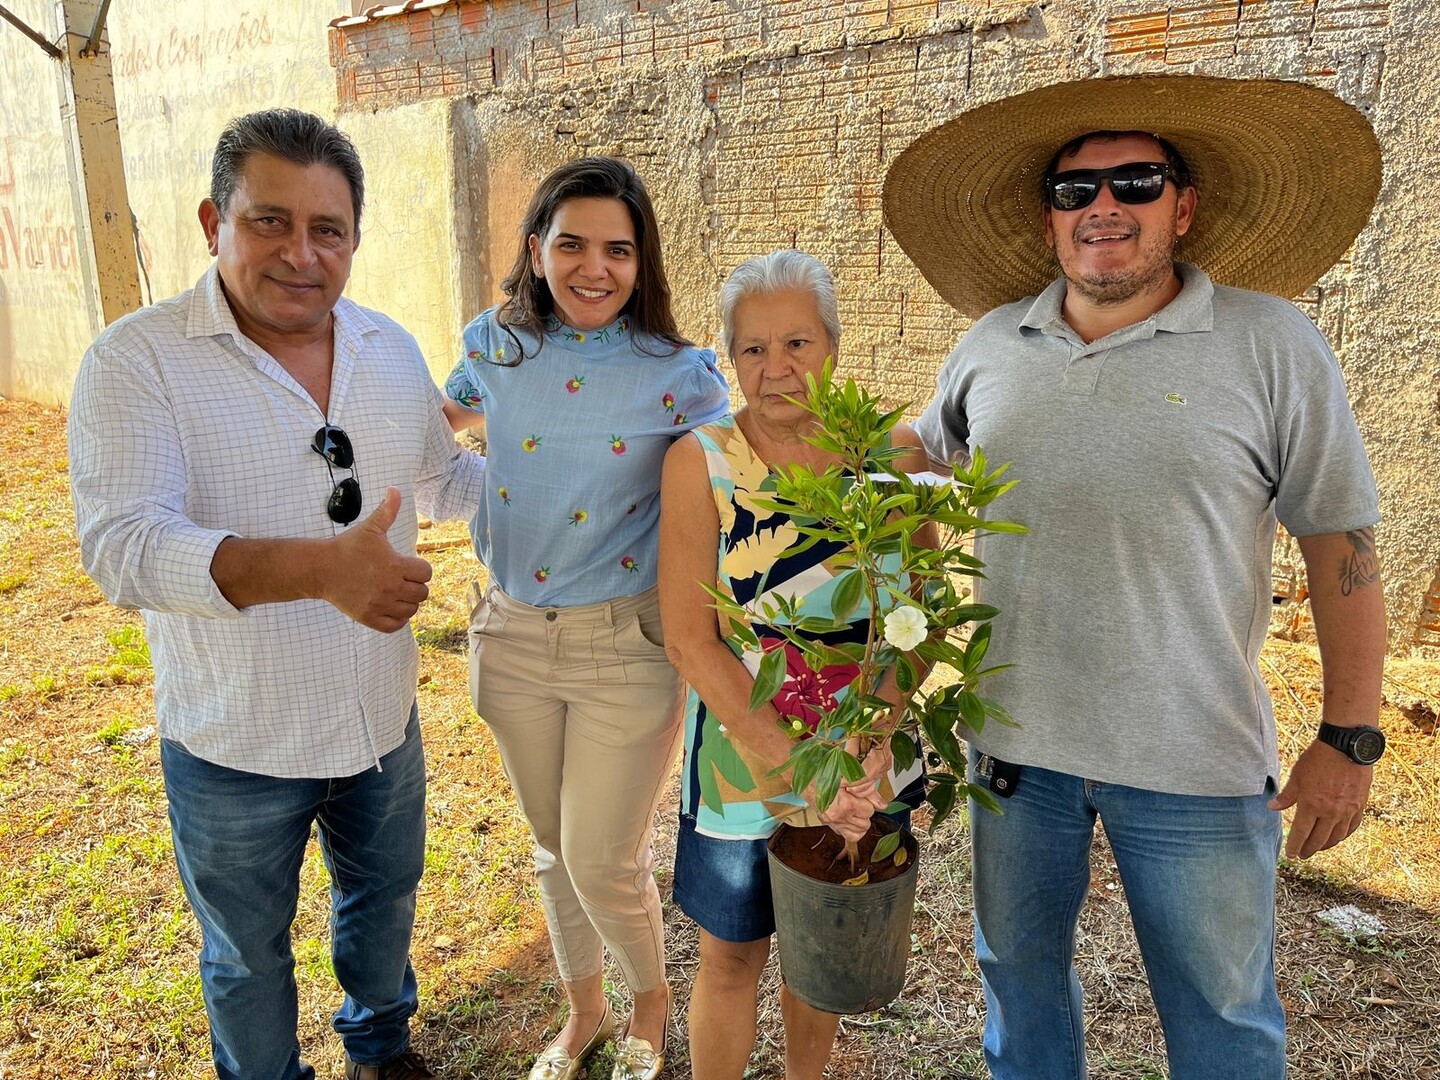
left=343, top=1051, right=436, bottom=1080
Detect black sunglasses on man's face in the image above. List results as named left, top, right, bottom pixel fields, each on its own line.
left=311, top=424, right=362, bottom=524
left=1044, top=162, right=1180, bottom=212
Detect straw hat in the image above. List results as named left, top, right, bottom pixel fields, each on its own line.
left=882, top=75, right=1382, bottom=319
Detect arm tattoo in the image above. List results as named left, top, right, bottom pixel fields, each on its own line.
left=1338, top=528, right=1379, bottom=596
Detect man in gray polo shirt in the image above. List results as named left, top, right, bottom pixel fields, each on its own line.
left=883, top=76, right=1387, bottom=1079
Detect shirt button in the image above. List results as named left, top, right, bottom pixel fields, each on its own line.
left=545, top=610, right=557, bottom=621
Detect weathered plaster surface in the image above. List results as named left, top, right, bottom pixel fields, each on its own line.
left=105, top=2, right=342, bottom=303
left=343, top=99, right=462, bottom=374
left=0, top=0, right=96, bottom=402
left=0, top=4, right=460, bottom=388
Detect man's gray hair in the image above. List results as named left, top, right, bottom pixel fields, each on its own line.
left=718, top=249, right=841, bottom=358
left=210, top=108, right=365, bottom=230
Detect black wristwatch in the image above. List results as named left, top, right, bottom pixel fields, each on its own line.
left=1317, top=722, right=1386, bottom=765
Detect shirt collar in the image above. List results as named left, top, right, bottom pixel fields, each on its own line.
left=542, top=311, right=632, bottom=347
left=1018, top=262, right=1215, bottom=340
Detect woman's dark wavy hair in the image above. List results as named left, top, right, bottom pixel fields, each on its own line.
left=494, top=156, right=690, bottom=365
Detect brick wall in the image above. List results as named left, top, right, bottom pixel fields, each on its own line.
left=329, top=0, right=1440, bottom=654
left=329, top=0, right=1399, bottom=392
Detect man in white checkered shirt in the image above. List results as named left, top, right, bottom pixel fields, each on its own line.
left=69, top=109, right=483, bottom=1080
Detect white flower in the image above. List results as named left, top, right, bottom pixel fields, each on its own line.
left=883, top=605, right=928, bottom=651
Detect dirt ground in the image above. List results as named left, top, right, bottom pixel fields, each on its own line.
left=1, top=397, right=1436, bottom=1080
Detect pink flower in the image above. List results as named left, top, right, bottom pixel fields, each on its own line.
left=765, top=639, right=858, bottom=733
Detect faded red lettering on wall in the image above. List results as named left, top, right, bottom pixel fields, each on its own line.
left=114, top=12, right=275, bottom=77
left=0, top=207, right=79, bottom=274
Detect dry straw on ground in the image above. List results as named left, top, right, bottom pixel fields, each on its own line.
left=1, top=399, right=1435, bottom=1079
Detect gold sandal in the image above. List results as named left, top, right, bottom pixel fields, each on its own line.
left=609, top=992, right=670, bottom=1080
left=526, top=1003, right=614, bottom=1080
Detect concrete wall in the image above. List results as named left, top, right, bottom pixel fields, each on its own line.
left=329, top=0, right=1440, bottom=655
left=0, top=0, right=95, bottom=402
left=0, top=0, right=461, bottom=401
left=107, top=3, right=343, bottom=302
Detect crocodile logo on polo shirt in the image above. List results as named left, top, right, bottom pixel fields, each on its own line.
left=1165, top=392, right=1187, bottom=405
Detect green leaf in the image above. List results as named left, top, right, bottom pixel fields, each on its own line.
left=957, top=691, right=986, bottom=733
left=875, top=493, right=916, bottom=515
left=795, top=616, right=849, bottom=635
left=979, top=696, right=1020, bottom=728
left=916, top=637, right=968, bottom=670
left=786, top=739, right=823, bottom=798
left=930, top=510, right=985, bottom=531
left=871, top=831, right=902, bottom=863
left=877, top=404, right=908, bottom=432
left=727, top=616, right=760, bottom=651
left=943, top=550, right=986, bottom=570
left=978, top=518, right=1028, bottom=534
left=890, top=729, right=917, bottom=772
left=828, top=570, right=863, bottom=624
left=748, top=647, right=787, bottom=713
left=813, top=753, right=842, bottom=812
left=926, top=782, right=958, bottom=828
left=698, top=580, right=740, bottom=609
left=968, top=782, right=1005, bottom=816
left=920, top=710, right=963, bottom=768
left=948, top=603, right=1000, bottom=623
left=836, top=747, right=865, bottom=783
left=965, top=624, right=992, bottom=672
left=893, top=653, right=917, bottom=694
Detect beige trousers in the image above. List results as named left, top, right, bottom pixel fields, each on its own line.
left=468, top=582, right=683, bottom=991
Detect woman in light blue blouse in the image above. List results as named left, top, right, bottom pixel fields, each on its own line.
left=443, top=157, right=729, bottom=1080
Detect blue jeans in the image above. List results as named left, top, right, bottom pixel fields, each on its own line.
left=161, top=708, right=426, bottom=1080
left=968, top=753, right=1285, bottom=1080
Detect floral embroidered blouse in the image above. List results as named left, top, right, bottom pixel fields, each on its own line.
left=445, top=307, right=730, bottom=605
left=680, top=416, right=925, bottom=840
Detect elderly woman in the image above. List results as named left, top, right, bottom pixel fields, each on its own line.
left=658, top=250, right=929, bottom=1079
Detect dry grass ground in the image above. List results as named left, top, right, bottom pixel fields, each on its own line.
left=1, top=397, right=1436, bottom=1080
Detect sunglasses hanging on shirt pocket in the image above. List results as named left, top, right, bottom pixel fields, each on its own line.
left=311, top=425, right=362, bottom=524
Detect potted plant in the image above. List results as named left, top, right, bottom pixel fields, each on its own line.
left=702, top=361, right=1024, bottom=1013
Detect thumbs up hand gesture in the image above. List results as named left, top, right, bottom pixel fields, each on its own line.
left=323, top=487, right=434, bottom=632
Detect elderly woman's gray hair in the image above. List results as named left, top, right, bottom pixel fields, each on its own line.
left=718, top=249, right=842, bottom=358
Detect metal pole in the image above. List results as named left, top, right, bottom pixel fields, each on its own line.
left=79, top=0, right=109, bottom=56
left=0, top=2, right=64, bottom=59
